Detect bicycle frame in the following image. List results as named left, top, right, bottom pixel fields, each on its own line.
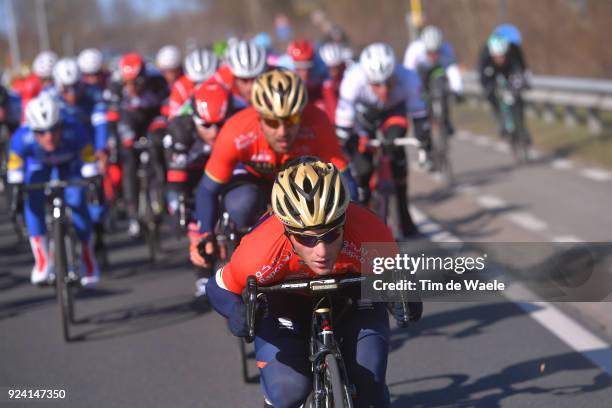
left=244, top=275, right=366, bottom=407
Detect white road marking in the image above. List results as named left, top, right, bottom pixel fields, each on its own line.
left=476, top=195, right=507, bottom=209
left=410, top=204, right=612, bottom=375
left=516, top=300, right=612, bottom=376
left=506, top=212, right=548, bottom=231
left=455, top=184, right=480, bottom=194
left=493, top=141, right=511, bottom=153
left=473, top=135, right=492, bottom=146
left=551, top=159, right=574, bottom=170
left=581, top=168, right=612, bottom=182
left=552, top=235, right=584, bottom=243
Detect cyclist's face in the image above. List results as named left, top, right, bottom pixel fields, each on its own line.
left=328, top=65, right=344, bottom=81
left=295, top=67, right=310, bottom=83
left=260, top=114, right=301, bottom=154
left=493, top=55, right=506, bottom=66
left=194, top=122, right=220, bottom=145
left=34, top=127, right=61, bottom=152
left=235, top=77, right=256, bottom=101
left=82, top=73, right=101, bottom=85
left=289, top=227, right=344, bottom=275
left=60, top=86, right=77, bottom=106
left=370, top=79, right=393, bottom=103
left=161, top=68, right=181, bottom=85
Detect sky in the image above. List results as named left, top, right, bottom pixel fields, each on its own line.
left=0, top=0, right=204, bottom=33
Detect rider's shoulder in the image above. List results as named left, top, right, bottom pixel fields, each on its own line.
left=11, top=126, right=34, bottom=148
left=345, top=202, right=395, bottom=242
left=221, top=106, right=259, bottom=133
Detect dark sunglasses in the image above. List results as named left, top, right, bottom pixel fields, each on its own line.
left=193, top=115, right=223, bottom=129
left=34, top=124, right=61, bottom=135
left=262, top=114, right=301, bottom=129
left=288, top=224, right=343, bottom=248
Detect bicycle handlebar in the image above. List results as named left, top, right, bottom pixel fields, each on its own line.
left=244, top=274, right=366, bottom=343
left=365, top=137, right=421, bottom=148
left=22, top=178, right=93, bottom=192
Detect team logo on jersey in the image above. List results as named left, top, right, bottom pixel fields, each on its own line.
left=234, top=131, right=257, bottom=150
left=256, top=248, right=293, bottom=284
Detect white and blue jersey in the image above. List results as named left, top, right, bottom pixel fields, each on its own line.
left=403, top=39, right=464, bottom=94
left=335, top=63, right=428, bottom=130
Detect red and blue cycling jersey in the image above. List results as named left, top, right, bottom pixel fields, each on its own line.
left=217, top=203, right=397, bottom=295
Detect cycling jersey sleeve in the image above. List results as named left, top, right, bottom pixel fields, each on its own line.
left=91, top=102, right=108, bottom=152
left=446, top=64, right=464, bottom=94
left=206, top=268, right=243, bottom=318
left=195, top=174, right=222, bottom=234
left=403, top=41, right=421, bottom=71
left=401, top=68, right=429, bottom=120
left=310, top=107, right=349, bottom=173
left=203, top=121, right=241, bottom=184
left=169, top=79, right=190, bottom=119
left=335, top=66, right=361, bottom=129
left=7, top=127, right=27, bottom=184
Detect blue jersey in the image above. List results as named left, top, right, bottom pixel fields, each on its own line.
left=56, top=83, right=108, bottom=152
left=7, top=120, right=98, bottom=184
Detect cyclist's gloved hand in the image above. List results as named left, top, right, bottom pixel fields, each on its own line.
left=388, top=301, right=423, bottom=327
left=413, top=117, right=432, bottom=147
left=229, top=302, right=248, bottom=337
left=189, top=229, right=216, bottom=268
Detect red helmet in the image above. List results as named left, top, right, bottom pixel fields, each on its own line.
left=192, top=82, right=229, bottom=125
left=287, top=39, right=314, bottom=68
left=119, top=53, right=144, bottom=81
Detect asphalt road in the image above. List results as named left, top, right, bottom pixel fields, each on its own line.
left=1, top=126, right=612, bottom=407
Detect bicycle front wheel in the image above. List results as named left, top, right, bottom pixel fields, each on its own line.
left=54, top=223, right=72, bottom=342
left=324, top=354, right=353, bottom=408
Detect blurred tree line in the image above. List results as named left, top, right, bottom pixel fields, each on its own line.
left=1, top=0, right=610, bottom=78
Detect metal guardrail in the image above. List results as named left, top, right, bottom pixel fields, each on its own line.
left=462, top=71, right=612, bottom=135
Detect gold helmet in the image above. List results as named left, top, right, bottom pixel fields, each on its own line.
left=272, top=157, right=350, bottom=231
left=251, top=68, right=308, bottom=119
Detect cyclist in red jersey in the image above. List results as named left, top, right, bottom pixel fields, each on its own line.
left=189, top=69, right=357, bottom=272
left=168, top=48, right=218, bottom=119
left=206, top=157, right=422, bottom=407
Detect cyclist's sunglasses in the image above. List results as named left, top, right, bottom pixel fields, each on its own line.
left=33, top=125, right=61, bottom=135
left=193, top=115, right=223, bottom=129
left=262, top=114, right=301, bottom=129
left=369, top=78, right=394, bottom=87
left=287, top=223, right=343, bottom=248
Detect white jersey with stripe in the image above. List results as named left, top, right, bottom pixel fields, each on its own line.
left=335, top=63, right=428, bottom=129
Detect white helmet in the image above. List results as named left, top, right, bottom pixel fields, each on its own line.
left=319, top=42, right=345, bottom=67
left=156, top=45, right=182, bottom=70
left=184, top=48, right=218, bottom=83
left=421, top=25, right=443, bottom=52
left=225, top=40, right=266, bottom=78
left=33, top=51, right=58, bottom=79
left=53, top=58, right=80, bottom=88
left=487, top=34, right=510, bottom=57
left=78, top=48, right=103, bottom=74
left=26, top=95, right=61, bottom=131
left=359, top=43, right=396, bottom=83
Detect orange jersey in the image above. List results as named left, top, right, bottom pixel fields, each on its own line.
left=168, top=75, right=196, bottom=118
left=12, top=74, right=43, bottom=122
left=219, top=203, right=397, bottom=294
left=204, top=104, right=348, bottom=184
